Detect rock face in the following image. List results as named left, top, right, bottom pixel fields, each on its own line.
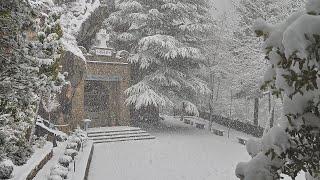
left=77, top=0, right=115, bottom=49
left=58, top=51, right=86, bottom=130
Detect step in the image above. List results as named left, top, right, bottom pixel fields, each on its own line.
left=93, top=136, right=156, bottom=144
left=90, top=133, right=152, bottom=141
left=87, top=126, right=141, bottom=134
left=87, top=130, right=147, bottom=138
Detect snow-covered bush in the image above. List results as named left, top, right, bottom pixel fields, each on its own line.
left=55, top=129, right=68, bottom=142
left=64, top=149, right=78, bottom=159
left=0, top=159, right=13, bottom=179
left=48, top=174, right=63, bottom=180
left=236, top=0, right=320, bottom=179
left=73, top=128, right=88, bottom=142
left=33, top=135, right=48, bottom=148
left=66, top=142, right=78, bottom=150
left=69, top=135, right=81, bottom=144
left=50, top=164, right=68, bottom=179
left=246, top=138, right=262, bottom=158
left=58, top=155, right=72, bottom=167
left=6, top=139, right=33, bottom=166
left=66, top=128, right=87, bottom=151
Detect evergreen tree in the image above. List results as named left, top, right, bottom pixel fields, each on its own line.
left=0, top=0, right=65, bottom=165
left=104, top=0, right=214, bottom=120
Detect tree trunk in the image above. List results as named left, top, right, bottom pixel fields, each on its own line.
left=270, top=106, right=275, bottom=128
left=253, top=97, right=259, bottom=126
left=208, top=73, right=215, bottom=131
left=29, top=95, right=42, bottom=144
left=228, top=90, right=233, bottom=138
left=180, top=102, right=186, bottom=122
left=215, top=78, right=221, bottom=102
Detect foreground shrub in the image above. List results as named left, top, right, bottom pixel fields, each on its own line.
left=50, top=164, right=68, bottom=179
left=64, top=149, right=78, bottom=159
left=0, top=159, right=13, bottom=179
left=48, top=175, right=63, bottom=180
left=58, top=155, right=72, bottom=167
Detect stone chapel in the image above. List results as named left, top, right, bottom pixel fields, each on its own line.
left=58, top=29, right=131, bottom=131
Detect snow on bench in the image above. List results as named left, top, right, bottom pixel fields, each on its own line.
left=183, top=119, right=191, bottom=124
left=195, top=123, right=205, bottom=129
left=237, top=137, right=247, bottom=145
left=184, top=117, right=206, bottom=129
left=212, top=128, right=224, bottom=136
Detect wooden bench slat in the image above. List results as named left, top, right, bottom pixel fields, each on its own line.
left=237, top=137, right=247, bottom=145
left=212, top=128, right=224, bottom=136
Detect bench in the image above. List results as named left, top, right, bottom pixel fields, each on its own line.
left=237, top=137, right=247, bottom=145
left=184, top=119, right=191, bottom=124
left=195, top=122, right=205, bottom=129
left=212, top=128, right=224, bottom=136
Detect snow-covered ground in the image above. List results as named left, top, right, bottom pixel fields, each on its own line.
left=89, top=117, right=303, bottom=180
left=88, top=116, right=305, bottom=180
left=88, top=117, right=251, bottom=180
left=33, top=142, right=66, bottom=180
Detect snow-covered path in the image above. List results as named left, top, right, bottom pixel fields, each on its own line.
left=88, top=117, right=252, bottom=180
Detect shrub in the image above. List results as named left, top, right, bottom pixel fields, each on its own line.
left=48, top=175, right=63, bottom=180
left=33, top=135, right=47, bottom=148
left=6, top=139, right=33, bottom=166
left=66, top=142, right=77, bottom=150
left=69, top=135, right=81, bottom=144
left=0, top=159, right=13, bottom=179
left=50, top=164, right=68, bottom=179
left=64, top=149, right=78, bottom=159
left=58, top=155, right=72, bottom=167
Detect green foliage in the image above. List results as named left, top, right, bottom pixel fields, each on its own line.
left=263, top=32, right=320, bottom=179
left=0, top=0, right=65, bottom=166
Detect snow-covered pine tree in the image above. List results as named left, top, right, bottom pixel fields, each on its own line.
left=236, top=0, right=320, bottom=179
left=0, top=0, right=65, bottom=166
left=104, top=0, right=214, bottom=120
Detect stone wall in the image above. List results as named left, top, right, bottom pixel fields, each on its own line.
left=85, top=57, right=131, bottom=126
left=59, top=51, right=86, bottom=131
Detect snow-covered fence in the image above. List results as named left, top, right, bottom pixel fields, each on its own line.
left=200, top=112, right=264, bottom=137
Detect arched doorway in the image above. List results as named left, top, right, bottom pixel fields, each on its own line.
left=84, top=80, right=120, bottom=127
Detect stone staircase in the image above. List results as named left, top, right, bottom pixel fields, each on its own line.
left=87, top=126, right=155, bottom=144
